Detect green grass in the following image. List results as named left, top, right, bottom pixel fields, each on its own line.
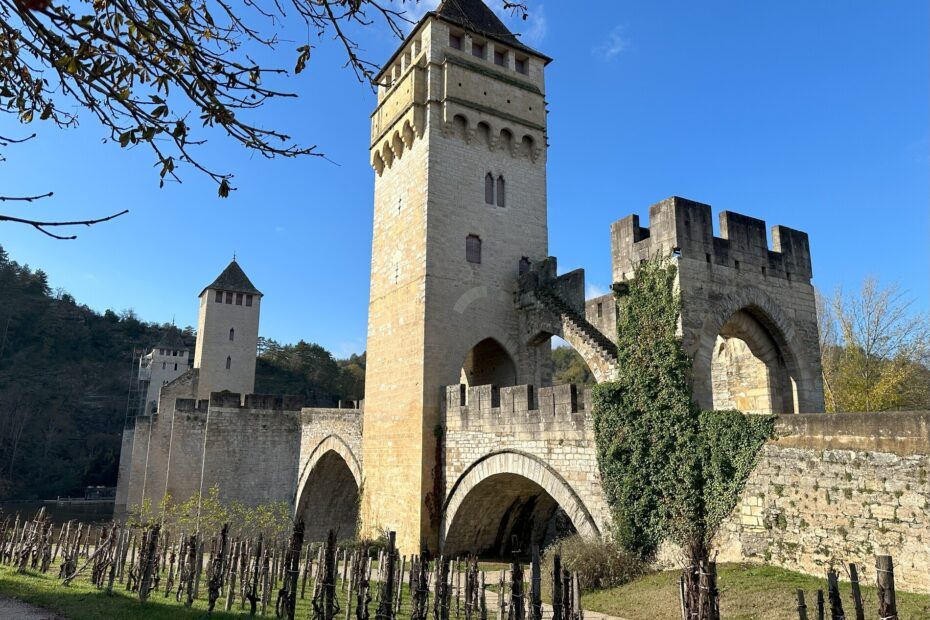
left=0, top=564, right=411, bottom=620
left=582, top=563, right=930, bottom=620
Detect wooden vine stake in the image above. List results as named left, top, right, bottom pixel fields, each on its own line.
left=796, top=589, right=808, bottom=620
left=847, top=563, right=864, bottom=620
left=875, top=555, right=898, bottom=620
left=530, top=546, right=542, bottom=620
left=826, top=568, right=844, bottom=620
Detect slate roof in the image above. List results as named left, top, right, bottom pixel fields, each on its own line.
left=374, top=0, right=549, bottom=82
left=157, top=326, right=189, bottom=351
left=200, top=260, right=262, bottom=297
left=434, top=0, right=543, bottom=58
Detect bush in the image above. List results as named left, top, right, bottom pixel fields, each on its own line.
left=541, top=535, right=643, bottom=593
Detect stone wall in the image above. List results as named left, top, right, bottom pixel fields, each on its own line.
left=716, top=411, right=930, bottom=592
left=440, top=383, right=611, bottom=554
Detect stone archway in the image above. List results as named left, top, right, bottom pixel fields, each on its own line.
left=460, top=337, right=518, bottom=389
left=441, top=451, right=600, bottom=557
left=295, top=435, right=363, bottom=541
left=691, top=287, right=817, bottom=413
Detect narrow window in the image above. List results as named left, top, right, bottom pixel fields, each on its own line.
left=515, top=57, right=528, bottom=75
left=494, top=49, right=506, bottom=67
left=484, top=173, right=495, bottom=204
left=496, top=176, right=506, bottom=207
left=519, top=257, right=531, bottom=275
left=225, top=291, right=233, bottom=304
left=472, top=42, right=485, bottom=59
left=174, top=363, right=178, bottom=371
left=597, top=303, right=603, bottom=318
left=226, top=356, right=231, bottom=370
left=466, top=235, right=482, bottom=264
left=734, top=260, right=741, bottom=271
left=162, top=362, right=166, bottom=370
left=235, top=292, right=243, bottom=305
left=229, top=328, right=235, bottom=342
left=245, top=295, right=253, bottom=307
left=450, top=33, right=463, bottom=50
left=215, top=290, right=222, bottom=303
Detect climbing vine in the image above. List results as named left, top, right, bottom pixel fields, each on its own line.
left=592, top=258, right=774, bottom=560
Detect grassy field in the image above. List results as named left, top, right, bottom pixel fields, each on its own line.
left=2, top=561, right=929, bottom=619
left=582, top=563, right=930, bottom=620
left=0, top=564, right=411, bottom=620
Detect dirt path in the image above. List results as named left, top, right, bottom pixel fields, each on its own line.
left=0, top=596, right=65, bottom=619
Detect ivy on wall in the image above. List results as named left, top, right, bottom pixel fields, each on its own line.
left=592, top=258, right=774, bottom=559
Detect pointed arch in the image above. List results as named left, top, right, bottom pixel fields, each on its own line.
left=496, top=175, right=506, bottom=207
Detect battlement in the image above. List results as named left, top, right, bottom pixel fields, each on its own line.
left=172, top=393, right=304, bottom=415
left=442, top=383, right=592, bottom=430
left=610, top=196, right=812, bottom=284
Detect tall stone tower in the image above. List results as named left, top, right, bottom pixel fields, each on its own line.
left=363, top=0, right=552, bottom=553
left=193, top=260, right=262, bottom=401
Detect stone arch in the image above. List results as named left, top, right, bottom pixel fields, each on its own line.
left=441, top=450, right=600, bottom=556
left=691, top=286, right=818, bottom=413
left=460, top=337, right=518, bottom=390
left=372, top=151, right=385, bottom=175
left=391, top=131, right=404, bottom=159
left=476, top=121, right=492, bottom=148
left=294, top=435, right=362, bottom=541
left=452, top=114, right=469, bottom=140
left=499, top=128, right=514, bottom=154
left=402, top=121, right=415, bottom=148
left=520, top=135, right=535, bottom=160
left=380, top=141, right=394, bottom=168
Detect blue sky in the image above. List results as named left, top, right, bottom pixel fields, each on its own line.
left=2, top=1, right=927, bottom=358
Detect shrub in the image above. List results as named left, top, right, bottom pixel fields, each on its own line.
left=541, top=535, right=643, bottom=594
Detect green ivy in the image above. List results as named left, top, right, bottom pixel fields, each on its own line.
left=592, top=258, right=774, bottom=559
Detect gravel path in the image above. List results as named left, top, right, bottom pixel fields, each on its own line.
left=0, top=596, right=64, bottom=619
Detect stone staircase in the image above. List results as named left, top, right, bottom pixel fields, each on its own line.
left=534, top=287, right=619, bottom=375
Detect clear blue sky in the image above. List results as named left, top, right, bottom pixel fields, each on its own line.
left=2, top=1, right=927, bottom=358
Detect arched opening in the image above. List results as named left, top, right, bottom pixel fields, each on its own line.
left=476, top=121, right=491, bottom=148
left=485, top=172, right=495, bottom=204
left=460, top=338, right=517, bottom=389
left=710, top=309, right=797, bottom=414
left=296, top=450, right=360, bottom=541
left=499, top=128, right=514, bottom=153
left=452, top=114, right=468, bottom=140
left=551, top=338, right=596, bottom=386
left=225, top=356, right=231, bottom=370
left=443, top=472, right=578, bottom=558
left=229, top=328, right=235, bottom=342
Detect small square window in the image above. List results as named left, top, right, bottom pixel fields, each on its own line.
left=472, top=42, right=485, bottom=59
left=225, top=292, right=233, bottom=304
left=494, top=50, right=506, bottom=66
left=450, top=33, right=463, bottom=50
left=515, top=57, right=528, bottom=75
left=235, top=293, right=243, bottom=306
left=246, top=295, right=253, bottom=307
left=215, top=290, right=222, bottom=303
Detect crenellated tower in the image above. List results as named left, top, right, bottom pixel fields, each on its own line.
left=362, top=0, right=552, bottom=552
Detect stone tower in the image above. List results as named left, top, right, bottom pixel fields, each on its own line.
left=362, top=0, right=552, bottom=552
left=193, top=260, right=262, bottom=401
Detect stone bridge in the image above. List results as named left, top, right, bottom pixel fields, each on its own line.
left=292, top=383, right=609, bottom=557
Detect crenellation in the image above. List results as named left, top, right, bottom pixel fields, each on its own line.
left=611, top=196, right=813, bottom=284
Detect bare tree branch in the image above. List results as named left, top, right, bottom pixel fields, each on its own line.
left=0, top=209, right=129, bottom=239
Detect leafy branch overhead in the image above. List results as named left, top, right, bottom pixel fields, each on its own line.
left=0, top=0, right=427, bottom=196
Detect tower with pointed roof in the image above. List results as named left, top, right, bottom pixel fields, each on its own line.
left=363, top=0, right=552, bottom=551
left=193, top=259, right=262, bottom=401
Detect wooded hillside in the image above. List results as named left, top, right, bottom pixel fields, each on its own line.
left=0, top=245, right=364, bottom=500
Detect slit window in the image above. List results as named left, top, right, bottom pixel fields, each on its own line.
left=226, top=356, right=232, bottom=370
left=496, top=176, right=506, bottom=207
left=466, top=235, right=482, bottom=264
left=485, top=173, right=495, bottom=204
left=229, top=328, right=235, bottom=342
left=597, top=303, right=603, bottom=318
left=174, top=363, right=178, bottom=371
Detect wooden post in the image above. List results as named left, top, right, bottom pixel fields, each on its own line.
left=816, top=589, right=825, bottom=620
left=826, top=569, right=844, bottom=620
left=551, top=554, right=562, bottom=620
left=876, top=555, right=898, bottom=620
left=509, top=544, right=525, bottom=620
left=377, top=531, right=397, bottom=620
left=530, top=546, right=542, bottom=620
left=138, top=525, right=160, bottom=602
left=796, top=589, right=808, bottom=620
left=847, top=563, right=864, bottom=620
